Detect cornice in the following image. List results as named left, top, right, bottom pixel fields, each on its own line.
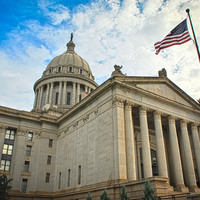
left=0, top=106, right=58, bottom=124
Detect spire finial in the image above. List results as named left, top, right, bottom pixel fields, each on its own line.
left=70, top=33, right=73, bottom=41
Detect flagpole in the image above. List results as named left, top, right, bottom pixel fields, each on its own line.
left=186, top=8, right=200, bottom=63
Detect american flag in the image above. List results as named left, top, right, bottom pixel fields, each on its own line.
left=154, top=19, right=191, bottom=55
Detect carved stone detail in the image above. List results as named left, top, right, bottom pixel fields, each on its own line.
left=112, top=96, right=125, bottom=107
left=73, top=122, right=78, bottom=129
left=83, top=114, right=89, bottom=123
left=94, top=109, right=98, bottom=116
left=158, top=68, right=167, bottom=77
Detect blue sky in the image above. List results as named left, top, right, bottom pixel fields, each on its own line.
left=0, top=0, right=199, bottom=111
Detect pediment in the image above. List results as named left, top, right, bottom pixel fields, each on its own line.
left=119, top=77, right=200, bottom=109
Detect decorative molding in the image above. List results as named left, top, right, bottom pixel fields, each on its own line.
left=139, top=106, right=149, bottom=114
left=64, top=127, right=69, bottom=134
left=168, top=116, right=177, bottom=123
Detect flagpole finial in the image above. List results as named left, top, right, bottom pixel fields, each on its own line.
left=186, top=8, right=190, bottom=13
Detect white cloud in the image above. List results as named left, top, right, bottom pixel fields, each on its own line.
left=0, top=0, right=200, bottom=111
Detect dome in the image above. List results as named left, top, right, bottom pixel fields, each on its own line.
left=46, top=51, right=92, bottom=75
left=42, top=34, right=94, bottom=80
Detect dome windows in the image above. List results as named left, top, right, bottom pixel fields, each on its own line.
left=80, top=69, right=82, bottom=75
left=58, top=66, right=62, bottom=73
left=68, top=66, right=73, bottom=72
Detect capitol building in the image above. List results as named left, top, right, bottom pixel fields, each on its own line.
left=0, top=35, right=200, bottom=199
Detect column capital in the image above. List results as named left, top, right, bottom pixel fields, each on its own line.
left=168, top=116, right=177, bottom=123
left=112, top=96, right=125, bottom=107
left=153, top=111, right=163, bottom=118
left=125, top=100, right=134, bottom=108
left=180, top=119, right=189, bottom=127
left=191, top=123, right=199, bottom=129
left=139, top=106, right=149, bottom=114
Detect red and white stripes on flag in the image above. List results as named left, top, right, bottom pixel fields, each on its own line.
left=154, top=19, right=191, bottom=55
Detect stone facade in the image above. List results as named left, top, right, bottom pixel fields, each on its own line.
left=0, top=37, right=200, bottom=199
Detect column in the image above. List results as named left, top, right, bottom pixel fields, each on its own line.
left=33, top=89, right=38, bottom=109
left=36, top=88, right=41, bottom=109
left=168, top=116, right=185, bottom=188
left=49, top=82, right=54, bottom=104
left=62, top=81, right=67, bottom=105
left=125, top=101, right=136, bottom=180
left=85, top=85, right=88, bottom=93
left=112, top=96, right=127, bottom=179
left=72, top=82, right=76, bottom=106
left=153, top=112, right=168, bottom=177
left=45, top=83, right=50, bottom=104
left=180, top=120, right=197, bottom=188
left=76, top=83, right=80, bottom=103
left=58, top=81, right=62, bottom=105
left=38, top=86, right=43, bottom=109
left=139, top=106, right=152, bottom=178
left=191, top=123, right=200, bottom=181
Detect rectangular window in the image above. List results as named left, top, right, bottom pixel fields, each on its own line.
left=2, top=144, right=13, bottom=155
left=67, top=169, right=70, bottom=187
left=47, top=155, right=52, bottom=165
left=79, top=94, right=82, bottom=102
left=80, top=69, right=82, bottom=74
left=78, top=165, right=81, bottom=185
left=67, top=93, right=71, bottom=105
left=46, top=173, right=50, bottom=183
left=49, top=139, right=53, bottom=148
left=27, top=132, right=33, bottom=141
left=55, top=92, right=59, bottom=105
left=58, top=172, right=61, bottom=189
left=26, top=146, right=32, bottom=156
left=0, top=160, right=11, bottom=171
left=58, top=66, right=61, bottom=72
left=24, top=161, right=30, bottom=172
left=21, top=179, right=28, bottom=193
left=5, top=129, right=15, bottom=140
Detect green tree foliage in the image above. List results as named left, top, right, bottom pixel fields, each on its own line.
left=142, top=180, right=156, bottom=200
left=120, top=185, right=130, bottom=200
left=87, top=192, right=92, bottom=200
left=100, top=189, right=110, bottom=200
left=0, top=174, right=12, bottom=200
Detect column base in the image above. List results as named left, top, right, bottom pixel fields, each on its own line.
left=189, top=185, right=200, bottom=193
left=174, top=184, right=189, bottom=193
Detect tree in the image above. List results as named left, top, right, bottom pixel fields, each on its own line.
left=142, top=180, right=156, bottom=200
left=120, top=185, right=130, bottom=200
left=0, top=174, right=12, bottom=200
left=100, top=189, right=110, bottom=200
left=87, top=192, right=92, bottom=200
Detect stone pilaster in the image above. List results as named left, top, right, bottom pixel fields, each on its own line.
left=112, top=96, right=127, bottom=180
left=33, top=89, right=38, bottom=109
left=153, top=111, right=168, bottom=177
left=45, top=83, right=50, bottom=104
left=58, top=81, right=62, bottom=105
left=168, top=116, right=185, bottom=190
left=76, top=83, right=80, bottom=103
left=180, top=120, right=197, bottom=190
left=191, top=123, right=200, bottom=182
left=124, top=101, right=136, bottom=180
left=36, top=88, right=41, bottom=108
left=62, top=81, right=67, bottom=105
left=72, top=82, right=76, bottom=106
left=49, top=82, right=54, bottom=104
left=139, top=106, right=152, bottom=178
left=38, top=86, right=43, bottom=109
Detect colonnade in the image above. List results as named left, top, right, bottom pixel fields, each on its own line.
left=113, top=97, right=200, bottom=191
left=34, top=81, right=93, bottom=109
